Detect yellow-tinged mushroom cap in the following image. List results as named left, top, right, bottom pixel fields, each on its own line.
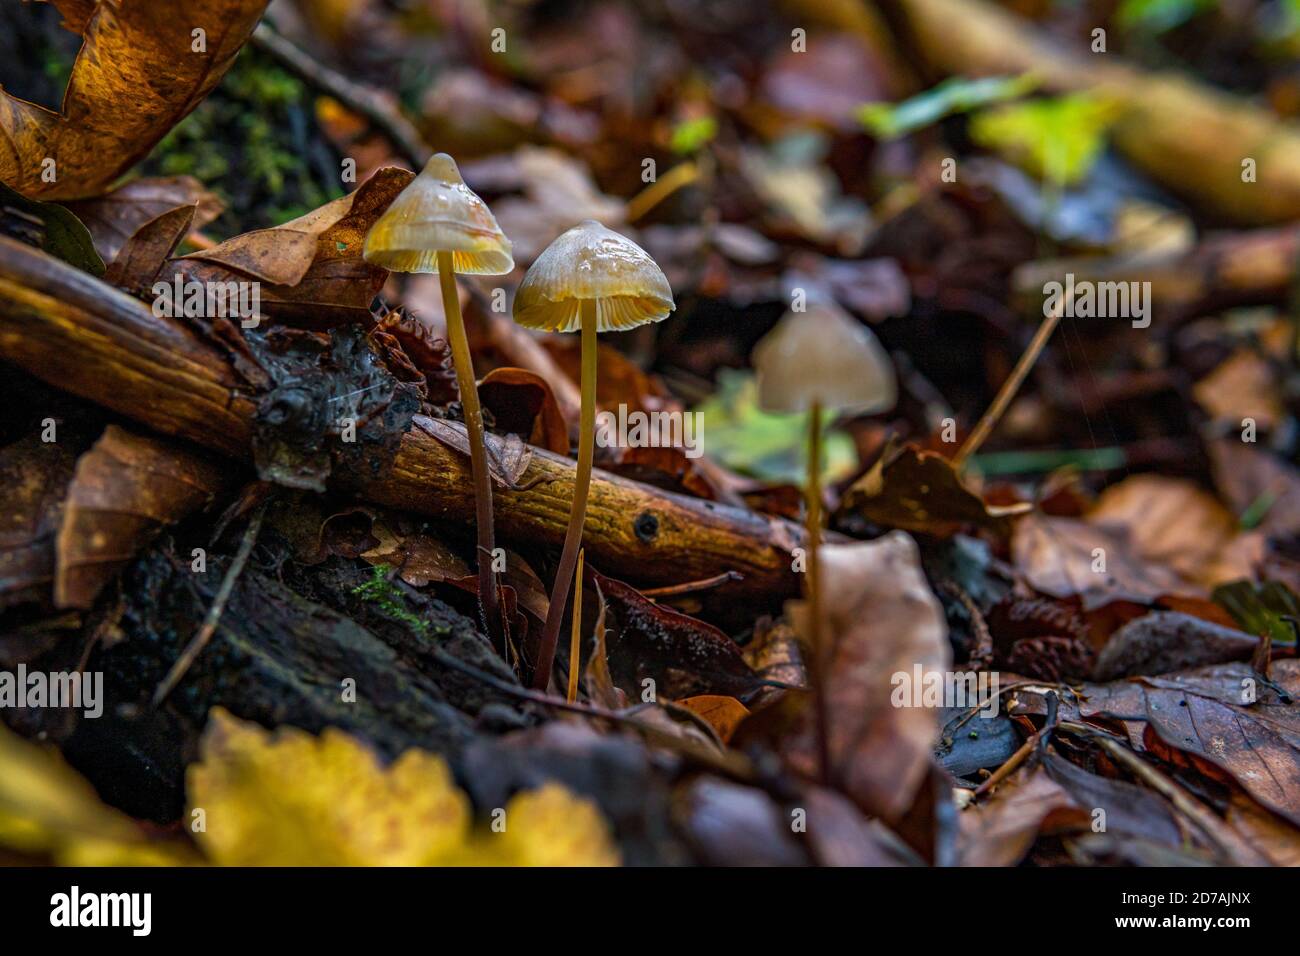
left=753, top=298, right=897, bottom=415
left=512, top=220, right=674, bottom=333
left=363, top=153, right=514, bottom=275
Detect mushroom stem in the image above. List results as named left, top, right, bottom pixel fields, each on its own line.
left=532, top=298, right=598, bottom=689
left=567, top=548, right=585, bottom=703
left=806, top=399, right=832, bottom=785
left=438, top=250, right=501, bottom=644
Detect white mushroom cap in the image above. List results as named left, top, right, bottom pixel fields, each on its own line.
left=513, top=220, right=674, bottom=333
left=363, top=153, right=514, bottom=275
left=753, top=298, right=897, bottom=414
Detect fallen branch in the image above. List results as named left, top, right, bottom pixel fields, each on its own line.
left=0, top=237, right=806, bottom=605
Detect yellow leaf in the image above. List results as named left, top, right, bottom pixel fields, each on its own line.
left=188, top=709, right=619, bottom=866
left=480, top=784, right=621, bottom=867
left=188, top=709, right=469, bottom=866
left=0, top=723, right=194, bottom=865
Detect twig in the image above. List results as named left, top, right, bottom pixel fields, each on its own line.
left=973, top=690, right=1058, bottom=798
left=954, top=296, right=1066, bottom=469
left=938, top=580, right=994, bottom=670
left=626, top=161, right=699, bottom=223
left=640, top=571, right=742, bottom=599
left=1056, top=720, right=1269, bottom=865
left=251, top=23, right=430, bottom=170
left=152, top=501, right=268, bottom=707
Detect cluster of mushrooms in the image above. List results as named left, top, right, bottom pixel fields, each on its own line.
left=363, top=154, right=895, bottom=729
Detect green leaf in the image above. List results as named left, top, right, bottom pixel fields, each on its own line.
left=856, top=74, right=1038, bottom=140
left=670, top=116, right=718, bottom=155
left=969, top=93, right=1120, bottom=186
left=0, top=182, right=105, bottom=276
left=1118, top=0, right=1214, bottom=34
left=1212, top=579, right=1300, bottom=647
left=692, top=369, right=856, bottom=484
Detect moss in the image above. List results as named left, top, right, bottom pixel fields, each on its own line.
left=351, top=565, right=432, bottom=638
left=141, top=47, right=343, bottom=235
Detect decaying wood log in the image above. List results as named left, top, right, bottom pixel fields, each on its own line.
left=0, top=237, right=805, bottom=605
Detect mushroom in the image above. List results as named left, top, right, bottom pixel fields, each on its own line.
left=514, top=220, right=674, bottom=689
left=364, top=153, right=514, bottom=639
left=752, top=294, right=895, bottom=778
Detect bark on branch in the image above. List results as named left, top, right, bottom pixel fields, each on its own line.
left=0, top=237, right=804, bottom=605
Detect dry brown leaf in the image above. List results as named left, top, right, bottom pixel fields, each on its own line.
left=178, top=166, right=415, bottom=325
left=65, top=176, right=223, bottom=265
left=1013, top=512, right=1191, bottom=607
left=675, top=695, right=751, bottom=745
left=1207, top=437, right=1300, bottom=539
left=479, top=366, right=570, bottom=455
left=414, top=416, right=534, bottom=489
left=104, top=204, right=197, bottom=295
left=1226, top=790, right=1300, bottom=866
left=1, top=1, right=269, bottom=200
left=837, top=443, right=1030, bottom=538
left=595, top=570, right=764, bottom=701
left=1089, top=474, right=1250, bottom=589
left=360, top=517, right=470, bottom=587
left=958, top=763, right=1088, bottom=866
left=1193, top=349, right=1283, bottom=431
left=0, top=431, right=82, bottom=611
left=1082, top=660, right=1300, bottom=826
left=55, top=425, right=228, bottom=609
left=781, top=532, right=951, bottom=822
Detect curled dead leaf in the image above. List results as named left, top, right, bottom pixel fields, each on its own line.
left=56, top=425, right=228, bottom=610
left=2, top=0, right=270, bottom=200
left=178, top=167, right=416, bottom=325
left=837, top=443, right=1030, bottom=538
left=781, top=532, right=951, bottom=823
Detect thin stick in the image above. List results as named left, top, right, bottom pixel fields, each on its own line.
left=1056, top=721, right=1266, bottom=864
left=567, top=548, right=585, bottom=703
left=532, top=299, right=598, bottom=689
left=251, top=23, right=429, bottom=170
left=641, top=571, right=742, bottom=598
left=973, top=691, right=1059, bottom=798
left=626, top=161, right=699, bottom=223
left=152, top=501, right=267, bottom=706
left=806, top=400, right=832, bottom=785
left=953, top=297, right=1067, bottom=469
left=439, top=251, right=501, bottom=646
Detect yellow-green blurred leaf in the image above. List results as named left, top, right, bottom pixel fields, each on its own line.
left=0, top=723, right=193, bottom=865
left=970, top=94, right=1121, bottom=186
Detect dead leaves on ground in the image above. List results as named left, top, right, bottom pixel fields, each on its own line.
left=1012, top=473, right=1258, bottom=607
left=2, top=0, right=270, bottom=200
left=1082, top=660, right=1300, bottom=827
left=0, top=423, right=226, bottom=618
left=837, top=443, right=1029, bottom=538
left=57, top=425, right=227, bottom=609
left=768, top=532, right=951, bottom=823
left=179, top=166, right=415, bottom=325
